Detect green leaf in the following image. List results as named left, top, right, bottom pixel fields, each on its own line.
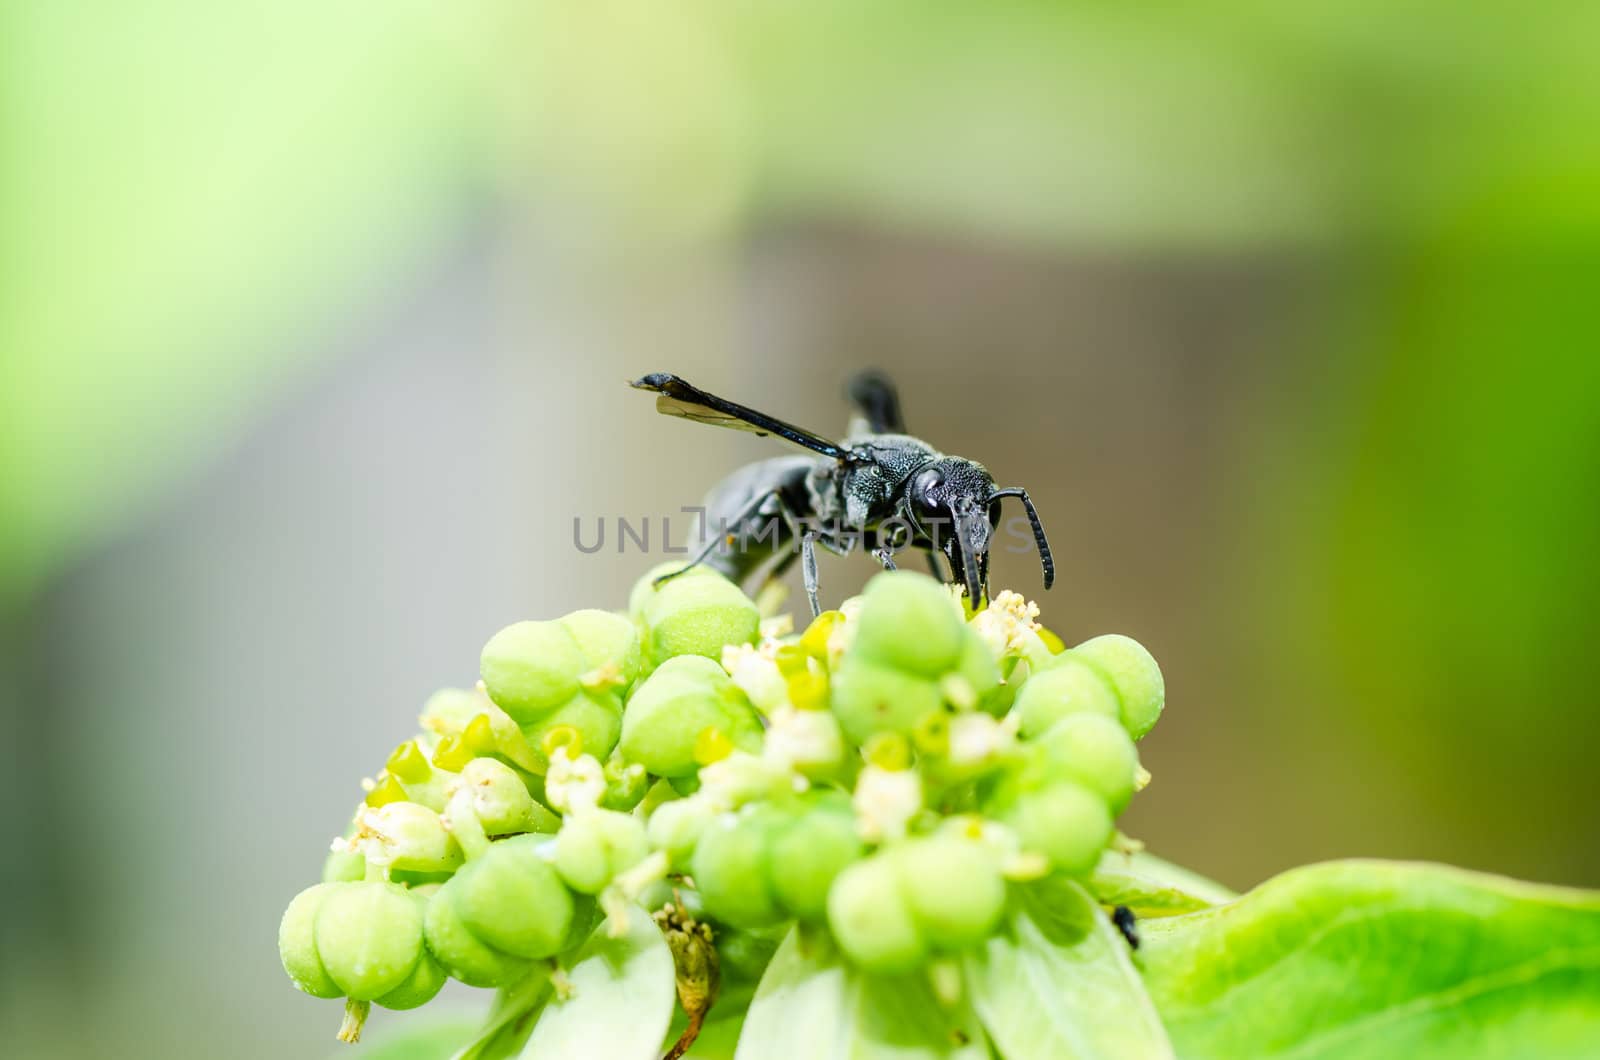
left=966, top=877, right=1174, bottom=1059
left=849, top=969, right=988, bottom=1059
left=1088, top=851, right=1238, bottom=918
left=519, top=906, right=677, bottom=1059
left=1139, top=859, right=1600, bottom=1059
left=736, top=930, right=850, bottom=1059
left=443, top=966, right=555, bottom=1060
left=736, top=929, right=987, bottom=1059
left=342, top=1017, right=481, bottom=1060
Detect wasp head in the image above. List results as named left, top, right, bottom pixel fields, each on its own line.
left=905, top=458, right=1055, bottom=606
left=905, top=458, right=998, bottom=604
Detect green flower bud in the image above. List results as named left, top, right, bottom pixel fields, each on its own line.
left=552, top=809, right=650, bottom=894
left=389, top=869, right=454, bottom=887
left=896, top=835, right=1006, bottom=951
left=313, top=882, right=431, bottom=1002
left=1035, top=713, right=1139, bottom=813
left=638, top=877, right=706, bottom=921
left=420, top=688, right=540, bottom=773
left=646, top=797, right=715, bottom=864
left=641, top=572, right=760, bottom=666
left=1003, top=781, right=1113, bottom=877
left=600, top=754, right=650, bottom=811
left=628, top=561, right=718, bottom=622
left=373, top=945, right=447, bottom=1011
left=692, top=809, right=784, bottom=929
left=827, top=852, right=927, bottom=974
left=1071, top=634, right=1165, bottom=740
left=830, top=657, right=943, bottom=745
left=851, top=571, right=965, bottom=678
left=280, top=883, right=345, bottom=999
left=322, top=847, right=366, bottom=883
left=619, top=656, right=762, bottom=778
left=765, top=794, right=863, bottom=922
left=449, top=834, right=575, bottom=960
left=480, top=620, right=587, bottom=724
left=524, top=691, right=624, bottom=769
left=1011, top=656, right=1120, bottom=738
left=559, top=608, right=644, bottom=691
left=951, top=627, right=1004, bottom=713
left=423, top=885, right=531, bottom=988
left=459, top=757, right=551, bottom=835
left=377, top=740, right=454, bottom=811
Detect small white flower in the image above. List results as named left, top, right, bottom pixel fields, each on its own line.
left=697, top=751, right=787, bottom=810
left=758, top=614, right=795, bottom=640
left=826, top=596, right=864, bottom=667
left=853, top=765, right=922, bottom=844
left=601, top=850, right=670, bottom=936
left=1111, top=831, right=1146, bottom=857
left=545, top=748, right=605, bottom=815
left=764, top=706, right=845, bottom=773
left=970, top=590, right=1042, bottom=658
left=352, top=802, right=451, bottom=869
left=946, top=711, right=1019, bottom=766
left=721, top=642, right=789, bottom=713
left=962, top=816, right=1050, bottom=880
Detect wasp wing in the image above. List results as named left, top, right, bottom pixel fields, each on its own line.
left=845, top=370, right=906, bottom=434
left=630, top=373, right=847, bottom=460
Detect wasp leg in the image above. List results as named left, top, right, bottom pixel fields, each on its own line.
left=654, top=488, right=784, bottom=587
left=769, top=521, right=852, bottom=614
left=800, top=531, right=822, bottom=617
left=870, top=547, right=897, bottom=571
left=924, top=550, right=944, bottom=581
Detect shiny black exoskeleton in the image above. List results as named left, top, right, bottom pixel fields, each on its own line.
left=1112, top=904, right=1140, bottom=950
left=630, top=371, right=1053, bottom=615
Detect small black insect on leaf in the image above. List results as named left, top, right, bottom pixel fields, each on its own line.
left=1112, top=904, right=1140, bottom=950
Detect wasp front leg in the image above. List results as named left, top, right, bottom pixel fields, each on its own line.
left=769, top=511, right=855, bottom=617
left=800, top=531, right=823, bottom=616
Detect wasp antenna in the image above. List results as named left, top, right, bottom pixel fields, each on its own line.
left=991, top=488, right=1054, bottom=590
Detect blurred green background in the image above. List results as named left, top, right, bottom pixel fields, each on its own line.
left=3, top=2, right=1597, bottom=1056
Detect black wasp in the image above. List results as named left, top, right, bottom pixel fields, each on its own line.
left=630, top=371, right=1053, bottom=616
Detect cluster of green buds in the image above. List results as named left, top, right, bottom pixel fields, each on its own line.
left=280, top=565, right=1163, bottom=1048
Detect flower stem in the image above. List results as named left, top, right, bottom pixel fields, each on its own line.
left=336, top=998, right=370, bottom=1044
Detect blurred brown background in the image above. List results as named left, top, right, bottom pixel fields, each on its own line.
left=3, top=3, right=1597, bottom=1057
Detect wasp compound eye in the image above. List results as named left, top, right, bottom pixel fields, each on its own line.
left=909, top=466, right=946, bottom=524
